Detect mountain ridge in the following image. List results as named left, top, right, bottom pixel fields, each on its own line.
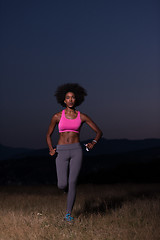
left=1, top=138, right=160, bottom=161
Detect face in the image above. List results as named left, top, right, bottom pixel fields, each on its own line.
left=64, top=92, right=76, bottom=108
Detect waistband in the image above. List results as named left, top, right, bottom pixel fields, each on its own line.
left=56, top=142, right=81, bottom=150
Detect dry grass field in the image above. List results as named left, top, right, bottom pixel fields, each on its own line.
left=0, top=183, right=160, bottom=240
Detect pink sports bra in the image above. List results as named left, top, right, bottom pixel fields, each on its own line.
left=58, top=109, right=81, bottom=133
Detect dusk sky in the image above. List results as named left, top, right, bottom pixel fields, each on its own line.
left=0, top=0, right=160, bottom=149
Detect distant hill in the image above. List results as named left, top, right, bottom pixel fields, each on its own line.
left=0, top=144, right=33, bottom=161
left=1, top=138, right=160, bottom=161
left=82, top=138, right=160, bottom=156
left=0, top=144, right=160, bottom=185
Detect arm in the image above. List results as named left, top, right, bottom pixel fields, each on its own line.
left=81, top=113, right=103, bottom=150
left=46, top=113, right=58, bottom=156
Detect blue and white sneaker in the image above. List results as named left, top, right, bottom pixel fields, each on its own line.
left=64, top=213, right=74, bottom=222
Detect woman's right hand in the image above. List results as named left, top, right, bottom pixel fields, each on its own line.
left=49, top=148, right=56, bottom=156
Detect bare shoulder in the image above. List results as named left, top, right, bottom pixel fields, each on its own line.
left=51, top=111, right=62, bottom=123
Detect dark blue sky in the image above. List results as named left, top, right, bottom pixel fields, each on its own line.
left=0, top=0, right=160, bottom=149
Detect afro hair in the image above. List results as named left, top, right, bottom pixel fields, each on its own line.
left=54, top=83, right=87, bottom=107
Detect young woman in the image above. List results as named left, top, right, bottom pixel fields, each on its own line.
left=46, top=83, right=103, bottom=222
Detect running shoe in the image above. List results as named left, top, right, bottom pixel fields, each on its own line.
left=64, top=213, right=74, bottom=222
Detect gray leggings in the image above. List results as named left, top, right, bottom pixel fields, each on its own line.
left=56, top=142, right=83, bottom=213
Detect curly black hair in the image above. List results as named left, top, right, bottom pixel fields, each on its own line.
left=54, top=83, right=87, bottom=107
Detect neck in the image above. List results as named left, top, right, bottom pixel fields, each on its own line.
left=65, top=107, right=76, bottom=112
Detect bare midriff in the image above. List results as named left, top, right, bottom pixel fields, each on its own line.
left=57, top=132, right=80, bottom=145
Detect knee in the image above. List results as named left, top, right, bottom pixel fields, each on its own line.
left=58, top=182, right=67, bottom=190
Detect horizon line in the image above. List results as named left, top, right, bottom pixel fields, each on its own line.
left=1, top=137, right=160, bottom=150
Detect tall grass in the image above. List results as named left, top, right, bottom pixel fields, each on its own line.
left=0, top=183, right=160, bottom=240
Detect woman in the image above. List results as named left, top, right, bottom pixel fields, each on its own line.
left=46, top=83, right=103, bottom=222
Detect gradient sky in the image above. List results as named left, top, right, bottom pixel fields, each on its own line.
left=0, top=0, right=160, bottom=149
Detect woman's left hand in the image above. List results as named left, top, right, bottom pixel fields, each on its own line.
left=86, top=142, right=96, bottom=150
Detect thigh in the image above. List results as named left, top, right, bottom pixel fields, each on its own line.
left=69, top=148, right=83, bottom=182
left=56, top=150, right=69, bottom=184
